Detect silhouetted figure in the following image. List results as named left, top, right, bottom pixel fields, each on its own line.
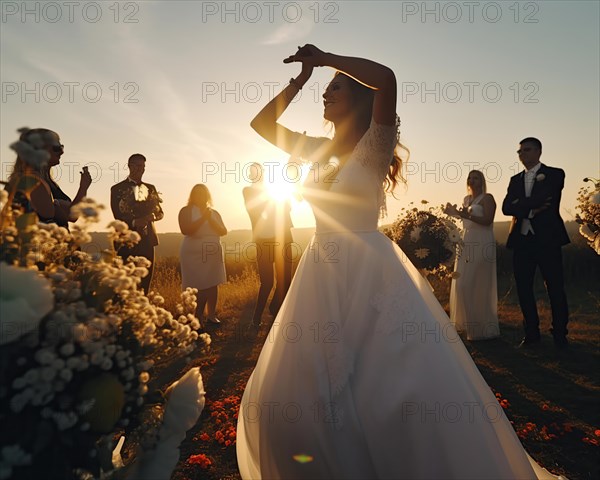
left=502, top=137, right=570, bottom=349
left=111, top=154, right=164, bottom=293
left=243, top=162, right=293, bottom=328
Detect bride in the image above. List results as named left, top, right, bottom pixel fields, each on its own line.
left=236, top=44, right=565, bottom=480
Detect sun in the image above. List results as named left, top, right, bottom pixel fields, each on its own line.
left=263, top=162, right=308, bottom=203
left=264, top=177, right=295, bottom=202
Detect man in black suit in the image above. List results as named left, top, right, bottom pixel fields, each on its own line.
left=502, top=138, right=570, bottom=348
left=111, top=154, right=164, bottom=293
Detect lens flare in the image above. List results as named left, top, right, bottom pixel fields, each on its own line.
left=292, top=454, right=314, bottom=464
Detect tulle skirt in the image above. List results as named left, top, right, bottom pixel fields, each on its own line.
left=237, top=231, right=562, bottom=479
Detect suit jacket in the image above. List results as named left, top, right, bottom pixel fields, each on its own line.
left=110, top=179, right=164, bottom=246
left=502, top=163, right=570, bottom=249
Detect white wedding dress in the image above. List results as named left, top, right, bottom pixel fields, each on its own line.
left=449, top=195, right=500, bottom=340
left=237, top=121, right=564, bottom=479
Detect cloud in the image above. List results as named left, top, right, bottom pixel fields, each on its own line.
left=261, top=18, right=314, bottom=46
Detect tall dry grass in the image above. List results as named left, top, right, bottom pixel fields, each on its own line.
left=152, top=242, right=599, bottom=323
left=151, top=256, right=260, bottom=320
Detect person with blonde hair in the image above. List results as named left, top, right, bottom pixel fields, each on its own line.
left=7, top=128, right=92, bottom=228
left=444, top=169, right=500, bottom=340
left=178, top=183, right=227, bottom=327
left=236, top=45, right=564, bottom=480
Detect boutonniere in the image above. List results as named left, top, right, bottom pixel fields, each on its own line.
left=535, top=173, right=545, bottom=182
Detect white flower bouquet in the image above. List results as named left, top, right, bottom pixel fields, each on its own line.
left=575, top=177, right=600, bottom=254
left=0, top=133, right=209, bottom=479
left=385, top=201, right=463, bottom=278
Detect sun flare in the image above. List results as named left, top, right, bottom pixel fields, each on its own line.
left=264, top=177, right=295, bottom=202
left=262, top=162, right=310, bottom=203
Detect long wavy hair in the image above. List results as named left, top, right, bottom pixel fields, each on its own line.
left=332, top=72, right=409, bottom=193
left=188, top=184, right=212, bottom=209
left=467, top=169, right=487, bottom=194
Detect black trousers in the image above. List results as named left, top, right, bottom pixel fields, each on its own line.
left=513, top=235, right=569, bottom=339
left=118, top=234, right=155, bottom=294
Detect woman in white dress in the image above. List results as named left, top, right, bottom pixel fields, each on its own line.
left=444, top=170, right=500, bottom=340
left=236, top=45, right=565, bottom=479
left=179, top=184, right=227, bottom=326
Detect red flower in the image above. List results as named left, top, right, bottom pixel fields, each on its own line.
left=188, top=454, right=212, bottom=469
left=595, top=429, right=600, bottom=437
left=563, top=423, right=574, bottom=433
left=199, top=432, right=210, bottom=441
left=583, top=437, right=599, bottom=446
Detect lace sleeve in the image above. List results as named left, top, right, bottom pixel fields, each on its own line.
left=357, top=118, right=397, bottom=178
left=354, top=119, right=399, bottom=218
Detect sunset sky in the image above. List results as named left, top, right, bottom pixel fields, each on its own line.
left=1, top=1, right=598, bottom=234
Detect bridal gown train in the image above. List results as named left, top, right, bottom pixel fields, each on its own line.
left=236, top=121, right=564, bottom=479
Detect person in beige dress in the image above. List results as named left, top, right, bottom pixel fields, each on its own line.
left=178, top=184, right=227, bottom=327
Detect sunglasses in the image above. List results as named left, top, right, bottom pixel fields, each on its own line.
left=51, top=144, right=64, bottom=153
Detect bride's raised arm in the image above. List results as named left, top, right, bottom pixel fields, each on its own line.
left=249, top=52, right=314, bottom=154
left=283, top=44, right=397, bottom=126
left=251, top=44, right=397, bottom=155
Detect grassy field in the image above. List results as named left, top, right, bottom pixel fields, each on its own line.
left=142, top=243, right=599, bottom=480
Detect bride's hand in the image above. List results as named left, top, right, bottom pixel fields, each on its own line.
left=283, top=44, right=326, bottom=70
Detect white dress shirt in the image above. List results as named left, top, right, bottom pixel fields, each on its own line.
left=520, top=163, right=541, bottom=235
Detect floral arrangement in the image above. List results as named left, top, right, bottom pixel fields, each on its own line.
left=118, top=183, right=163, bottom=217
left=0, top=130, right=209, bottom=479
left=575, top=177, right=600, bottom=254
left=116, top=183, right=163, bottom=237
left=385, top=201, right=462, bottom=277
